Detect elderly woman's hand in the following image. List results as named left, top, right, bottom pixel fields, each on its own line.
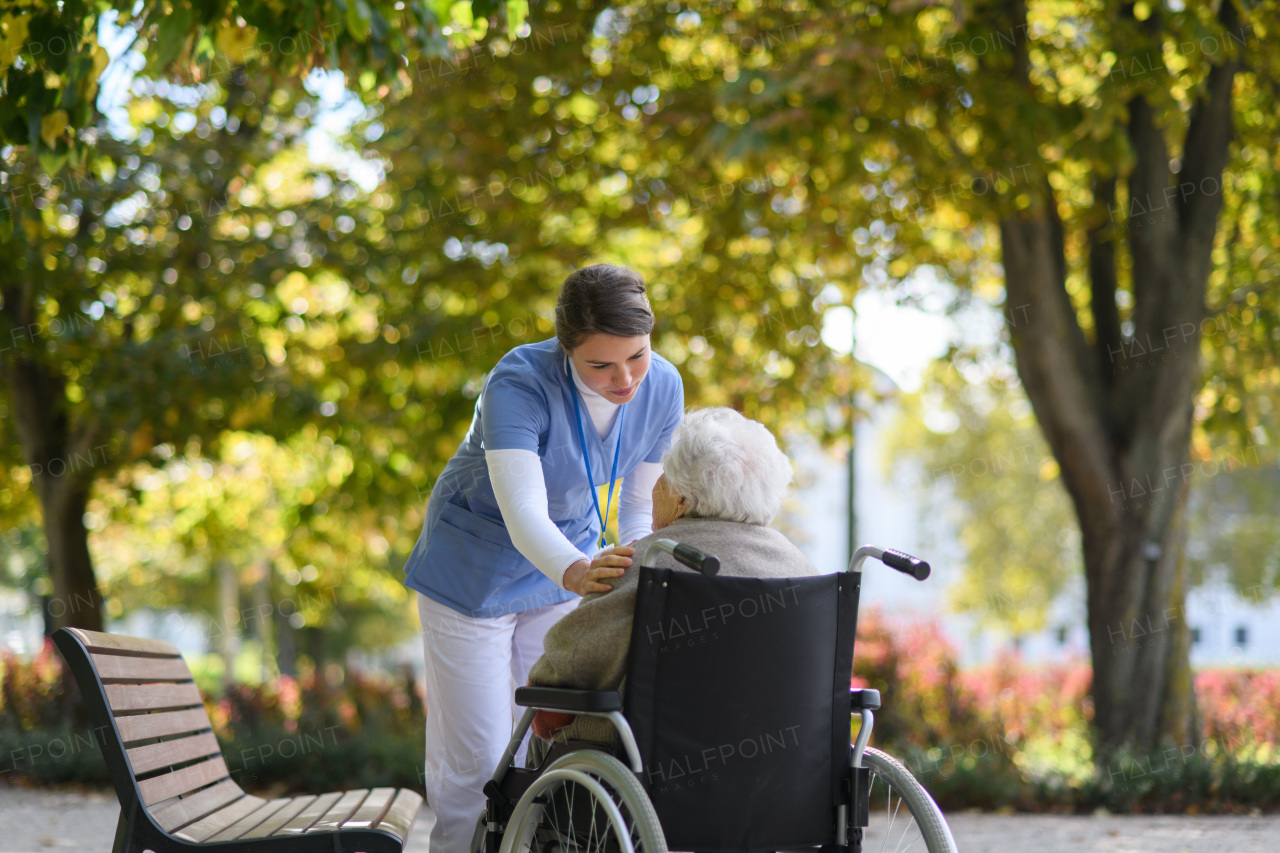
left=563, top=546, right=635, bottom=595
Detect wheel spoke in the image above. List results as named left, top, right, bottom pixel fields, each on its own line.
left=859, top=748, right=957, bottom=853
left=501, top=753, right=665, bottom=853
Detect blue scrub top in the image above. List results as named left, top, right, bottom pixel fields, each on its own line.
left=403, top=337, right=684, bottom=618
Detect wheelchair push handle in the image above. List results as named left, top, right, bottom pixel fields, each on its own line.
left=640, top=538, right=721, bottom=576
left=674, top=543, right=720, bottom=576
left=849, top=544, right=931, bottom=580
left=882, top=548, right=931, bottom=580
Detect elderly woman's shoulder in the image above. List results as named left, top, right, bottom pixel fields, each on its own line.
left=635, top=518, right=818, bottom=577
left=750, top=524, right=821, bottom=576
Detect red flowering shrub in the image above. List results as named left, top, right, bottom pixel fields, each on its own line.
left=1, top=645, right=425, bottom=792
left=854, top=609, right=991, bottom=749
left=1196, top=669, right=1280, bottom=750
left=854, top=613, right=1280, bottom=811
left=3, top=620, right=1275, bottom=811
left=1, top=640, right=81, bottom=731
left=209, top=665, right=425, bottom=793
left=0, top=641, right=100, bottom=785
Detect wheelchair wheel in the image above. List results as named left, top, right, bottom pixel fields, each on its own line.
left=501, top=750, right=667, bottom=853
left=862, top=747, right=958, bottom=853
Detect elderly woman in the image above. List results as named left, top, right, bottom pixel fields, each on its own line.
left=525, top=407, right=819, bottom=757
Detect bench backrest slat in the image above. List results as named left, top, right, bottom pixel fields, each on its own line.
left=105, top=682, right=206, bottom=713
left=115, top=708, right=214, bottom=744
left=91, top=652, right=195, bottom=682
left=127, top=732, right=223, bottom=776
left=69, top=629, right=180, bottom=657
left=171, top=789, right=270, bottom=842
left=153, top=778, right=255, bottom=835
left=138, top=755, right=231, bottom=807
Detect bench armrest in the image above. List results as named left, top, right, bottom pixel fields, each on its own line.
left=514, top=686, right=623, bottom=713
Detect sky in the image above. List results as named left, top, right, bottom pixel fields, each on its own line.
left=822, top=267, right=1007, bottom=394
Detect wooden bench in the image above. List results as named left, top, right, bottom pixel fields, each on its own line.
left=53, top=627, right=423, bottom=853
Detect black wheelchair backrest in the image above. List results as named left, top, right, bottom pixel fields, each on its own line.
left=623, top=567, right=861, bottom=852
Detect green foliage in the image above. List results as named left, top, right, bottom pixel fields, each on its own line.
left=0, top=0, right=533, bottom=160
left=0, top=522, right=43, bottom=596
left=2, top=0, right=1278, bottom=706
left=89, top=431, right=417, bottom=654
left=1186, top=464, right=1280, bottom=596
left=1, top=67, right=441, bottom=635
left=369, top=2, right=857, bottom=441
left=887, top=353, right=1280, bottom=628
left=1076, top=748, right=1280, bottom=815
left=884, top=359, right=1079, bottom=633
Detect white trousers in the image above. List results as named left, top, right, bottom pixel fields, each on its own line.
left=417, top=592, right=577, bottom=853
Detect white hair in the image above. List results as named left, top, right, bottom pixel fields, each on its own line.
left=661, top=407, right=793, bottom=526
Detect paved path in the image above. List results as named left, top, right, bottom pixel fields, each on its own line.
left=1, top=787, right=1277, bottom=851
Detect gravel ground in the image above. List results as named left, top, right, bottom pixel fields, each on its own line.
left=1, top=787, right=1277, bottom=852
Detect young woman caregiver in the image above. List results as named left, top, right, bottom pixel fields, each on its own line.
left=402, top=263, right=684, bottom=851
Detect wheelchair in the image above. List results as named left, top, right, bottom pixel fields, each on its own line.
left=471, top=540, right=959, bottom=853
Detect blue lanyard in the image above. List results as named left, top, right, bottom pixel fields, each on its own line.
left=568, top=364, right=625, bottom=549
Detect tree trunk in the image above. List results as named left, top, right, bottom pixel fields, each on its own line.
left=42, top=476, right=103, bottom=631
left=1000, top=207, right=1202, bottom=762
left=275, top=605, right=298, bottom=677
left=218, top=559, right=240, bottom=692
left=1, top=354, right=104, bottom=632
left=253, top=560, right=275, bottom=682
left=992, top=0, right=1242, bottom=765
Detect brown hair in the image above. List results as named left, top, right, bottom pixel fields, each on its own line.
left=555, top=264, right=655, bottom=352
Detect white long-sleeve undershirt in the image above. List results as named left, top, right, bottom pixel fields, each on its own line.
left=486, top=451, right=663, bottom=588
left=617, top=460, right=662, bottom=545
left=486, top=359, right=661, bottom=587
left=487, top=448, right=588, bottom=589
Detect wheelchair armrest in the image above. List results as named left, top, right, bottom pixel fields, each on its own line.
left=851, top=687, right=881, bottom=711
left=515, top=686, right=623, bottom=713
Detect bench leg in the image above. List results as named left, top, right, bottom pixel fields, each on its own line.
left=112, top=805, right=148, bottom=853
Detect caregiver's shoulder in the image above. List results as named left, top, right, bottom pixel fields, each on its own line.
left=646, top=349, right=682, bottom=392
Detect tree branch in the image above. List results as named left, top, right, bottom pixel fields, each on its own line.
left=1177, top=0, right=1244, bottom=289
left=1115, top=1, right=1243, bottom=454
left=1089, top=177, right=1123, bottom=404
left=1000, top=196, right=1116, bottom=532
left=1124, top=94, right=1175, bottom=336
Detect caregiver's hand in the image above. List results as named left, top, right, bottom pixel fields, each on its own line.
left=563, top=546, right=635, bottom=595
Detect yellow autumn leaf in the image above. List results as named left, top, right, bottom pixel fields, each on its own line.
left=78, top=43, right=110, bottom=104
left=215, top=23, right=258, bottom=64
left=129, top=98, right=161, bottom=125
left=40, top=109, right=69, bottom=148
left=92, top=43, right=110, bottom=79
left=0, top=14, right=30, bottom=77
